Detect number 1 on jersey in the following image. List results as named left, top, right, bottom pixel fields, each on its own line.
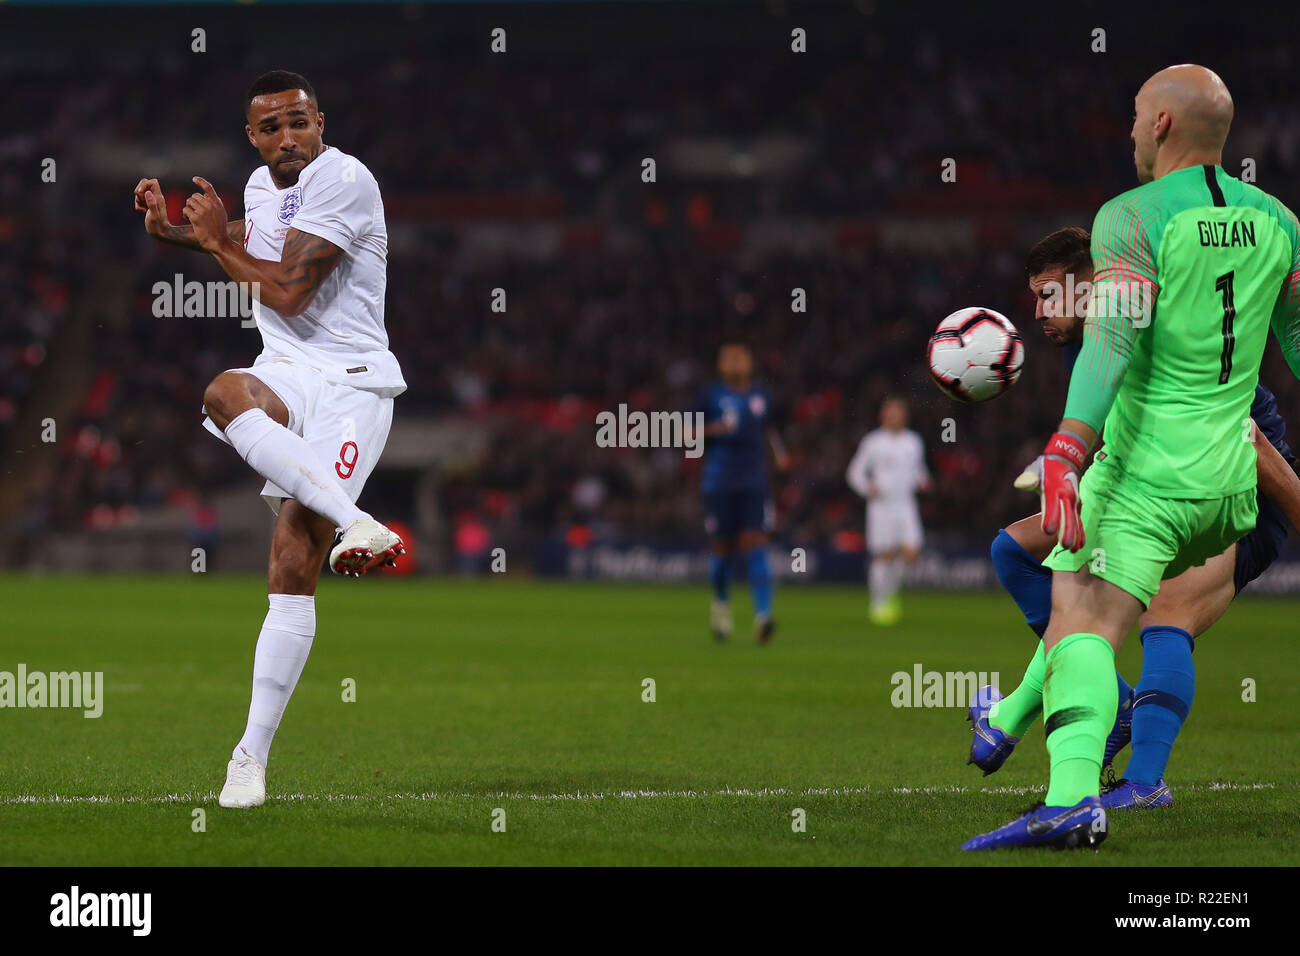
left=1216, top=270, right=1236, bottom=385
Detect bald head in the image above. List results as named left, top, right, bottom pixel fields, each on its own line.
left=1131, top=64, right=1233, bottom=183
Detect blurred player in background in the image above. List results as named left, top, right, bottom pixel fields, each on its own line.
left=846, top=397, right=931, bottom=625
left=135, top=71, right=406, bottom=809
left=966, top=64, right=1300, bottom=850
left=973, top=227, right=1300, bottom=812
left=696, top=343, right=789, bottom=644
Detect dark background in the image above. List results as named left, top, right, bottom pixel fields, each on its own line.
left=2, top=0, right=1297, bottom=572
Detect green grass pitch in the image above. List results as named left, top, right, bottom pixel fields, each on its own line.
left=0, top=575, right=1295, bottom=866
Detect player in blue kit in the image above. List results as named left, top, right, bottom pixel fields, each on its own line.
left=969, top=227, right=1300, bottom=810
left=695, top=343, right=789, bottom=644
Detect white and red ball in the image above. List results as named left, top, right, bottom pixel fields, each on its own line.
left=926, top=307, right=1024, bottom=403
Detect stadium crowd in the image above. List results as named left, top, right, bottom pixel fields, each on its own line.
left=5, top=5, right=1300, bottom=565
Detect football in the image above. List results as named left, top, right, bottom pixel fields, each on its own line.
left=926, top=307, right=1025, bottom=403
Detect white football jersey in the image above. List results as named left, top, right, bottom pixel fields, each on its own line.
left=242, top=145, right=405, bottom=396
left=846, top=428, right=928, bottom=501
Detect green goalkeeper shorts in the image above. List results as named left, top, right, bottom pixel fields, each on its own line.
left=1043, top=454, right=1258, bottom=607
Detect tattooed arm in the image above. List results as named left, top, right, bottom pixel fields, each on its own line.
left=183, top=177, right=342, bottom=317
left=207, top=227, right=343, bottom=317
left=154, top=218, right=246, bottom=251
left=135, top=177, right=244, bottom=250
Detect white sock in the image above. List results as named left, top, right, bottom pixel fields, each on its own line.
left=222, top=407, right=366, bottom=530
left=869, top=557, right=896, bottom=609
left=234, top=594, right=316, bottom=766
left=888, top=559, right=908, bottom=597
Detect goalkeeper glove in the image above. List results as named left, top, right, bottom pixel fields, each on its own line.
left=1014, top=430, right=1089, bottom=552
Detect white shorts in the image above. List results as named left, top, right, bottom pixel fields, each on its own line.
left=867, top=498, right=923, bottom=554
left=202, top=358, right=394, bottom=515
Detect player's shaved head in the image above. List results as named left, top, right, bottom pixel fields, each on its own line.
left=1131, top=64, right=1233, bottom=184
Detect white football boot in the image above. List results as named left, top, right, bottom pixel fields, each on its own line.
left=329, top=517, right=405, bottom=577
left=219, top=747, right=266, bottom=809
left=710, top=600, right=733, bottom=642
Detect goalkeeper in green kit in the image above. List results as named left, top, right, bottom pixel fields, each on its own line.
left=964, top=64, right=1300, bottom=851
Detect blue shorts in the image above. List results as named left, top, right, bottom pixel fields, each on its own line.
left=703, top=488, right=772, bottom=540
left=1234, top=494, right=1290, bottom=593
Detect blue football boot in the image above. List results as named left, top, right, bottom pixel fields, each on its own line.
left=1101, top=777, right=1173, bottom=810
left=962, top=795, right=1108, bottom=851
left=967, top=685, right=1018, bottom=775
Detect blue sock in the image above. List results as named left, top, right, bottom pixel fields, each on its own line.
left=989, top=529, right=1052, bottom=636
left=1122, top=625, right=1195, bottom=786
left=744, top=548, right=773, bottom=618
left=709, top=554, right=730, bottom=603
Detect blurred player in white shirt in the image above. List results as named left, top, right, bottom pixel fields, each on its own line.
left=134, top=71, right=405, bottom=808
left=846, top=397, right=931, bottom=625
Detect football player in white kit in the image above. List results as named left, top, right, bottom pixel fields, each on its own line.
left=845, top=397, right=931, bottom=625
left=133, top=72, right=405, bottom=808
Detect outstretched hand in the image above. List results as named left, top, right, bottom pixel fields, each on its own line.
left=181, top=177, right=229, bottom=252
left=1015, top=431, right=1089, bottom=552
left=134, top=178, right=172, bottom=239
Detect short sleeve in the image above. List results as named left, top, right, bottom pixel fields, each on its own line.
left=290, top=157, right=376, bottom=251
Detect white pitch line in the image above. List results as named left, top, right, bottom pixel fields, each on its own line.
left=0, top=781, right=1288, bottom=807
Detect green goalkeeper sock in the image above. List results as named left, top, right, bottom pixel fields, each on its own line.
left=988, top=641, right=1046, bottom=739
left=1043, top=632, right=1117, bottom=807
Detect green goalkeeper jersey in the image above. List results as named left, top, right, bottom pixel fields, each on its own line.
left=1064, top=164, right=1300, bottom=497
